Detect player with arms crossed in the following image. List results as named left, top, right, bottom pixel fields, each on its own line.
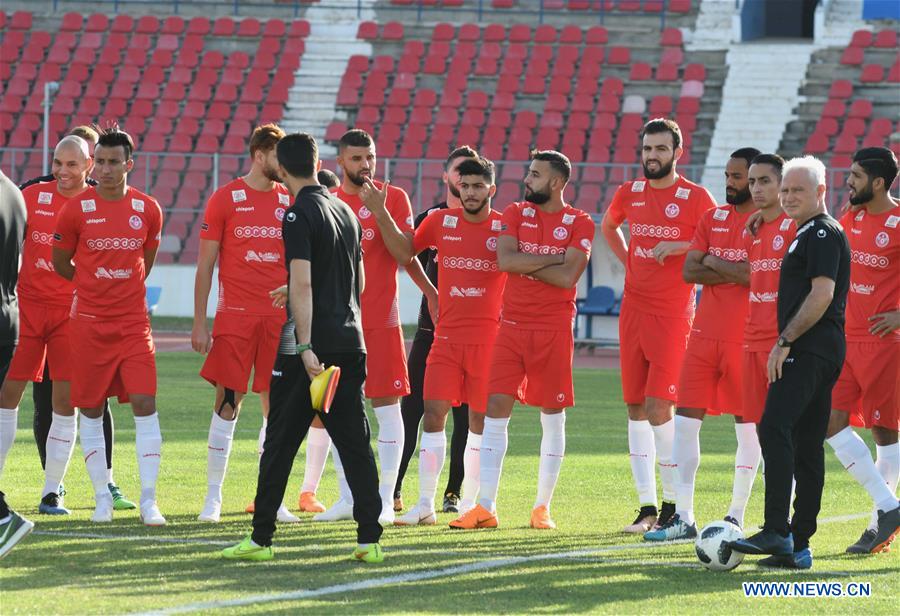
left=450, top=150, right=594, bottom=530
left=601, top=119, right=717, bottom=533
left=826, top=147, right=900, bottom=554
left=52, top=128, right=165, bottom=525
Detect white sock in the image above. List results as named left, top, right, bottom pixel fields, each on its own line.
left=871, top=442, right=900, bottom=528
left=107, top=467, right=114, bottom=484
left=828, top=428, right=899, bottom=517
left=301, top=427, right=331, bottom=493
left=460, top=430, right=481, bottom=510
left=672, top=415, right=702, bottom=524
left=43, top=412, right=77, bottom=498
left=205, top=412, right=236, bottom=503
left=652, top=419, right=676, bottom=503
left=418, top=430, right=446, bottom=511
left=0, top=407, right=18, bottom=480
left=134, top=413, right=162, bottom=507
left=80, top=414, right=109, bottom=499
left=628, top=419, right=656, bottom=507
left=728, top=422, right=761, bottom=527
left=374, top=403, right=404, bottom=509
left=535, top=412, right=566, bottom=510
left=478, top=416, right=509, bottom=512
left=257, top=417, right=267, bottom=459
left=331, top=447, right=353, bottom=504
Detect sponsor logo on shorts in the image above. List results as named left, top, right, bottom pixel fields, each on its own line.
left=750, top=258, right=782, bottom=272
left=129, top=215, right=143, bottom=230
left=245, top=250, right=281, bottom=263
left=874, top=409, right=881, bottom=421
left=86, top=237, right=144, bottom=250
left=34, top=257, right=54, bottom=272
left=486, top=237, right=497, bottom=251
left=713, top=208, right=729, bottom=221
left=450, top=286, right=486, bottom=298
left=278, top=193, right=290, bottom=206
left=875, top=231, right=889, bottom=247
left=631, top=181, right=646, bottom=192
left=81, top=199, right=96, bottom=212
left=556, top=393, right=565, bottom=402
left=394, top=379, right=403, bottom=389
left=132, top=199, right=145, bottom=212
left=232, top=189, right=247, bottom=203
left=665, top=203, right=680, bottom=218
left=851, top=250, right=889, bottom=269
left=443, top=256, right=499, bottom=271
left=358, top=206, right=372, bottom=219
left=553, top=226, right=568, bottom=240
left=708, top=246, right=748, bottom=261
left=443, top=215, right=458, bottom=228
left=850, top=282, right=875, bottom=295
left=668, top=384, right=676, bottom=394
left=779, top=218, right=793, bottom=231
left=362, top=228, right=375, bottom=241
left=234, top=226, right=282, bottom=239
left=630, top=223, right=681, bottom=239
left=275, top=207, right=285, bottom=222
left=491, top=219, right=503, bottom=231
left=86, top=218, right=106, bottom=225
left=562, top=213, right=575, bottom=225
left=773, top=235, right=784, bottom=250
left=749, top=291, right=778, bottom=303
left=523, top=207, right=536, bottom=218
left=675, top=187, right=691, bottom=200
left=31, top=231, right=54, bottom=245
left=885, top=215, right=899, bottom=228
left=95, top=266, right=133, bottom=280
left=38, top=192, right=53, bottom=205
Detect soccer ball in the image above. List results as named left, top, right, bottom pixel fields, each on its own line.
left=695, top=520, right=745, bottom=571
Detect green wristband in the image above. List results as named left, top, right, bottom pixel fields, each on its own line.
left=297, top=343, right=313, bottom=353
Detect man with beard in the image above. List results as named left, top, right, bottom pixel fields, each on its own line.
left=362, top=157, right=505, bottom=525
left=193, top=124, right=299, bottom=523
left=601, top=118, right=717, bottom=533
left=643, top=147, right=758, bottom=541
left=447, top=150, right=594, bottom=530
left=313, top=129, right=437, bottom=526
left=825, top=146, right=900, bottom=555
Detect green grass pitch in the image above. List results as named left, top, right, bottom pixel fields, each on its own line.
left=1, top=352, right=897, bottom=614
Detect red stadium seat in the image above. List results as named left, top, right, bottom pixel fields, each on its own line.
left=849, top=30, right=873, bottom=47
left=86, top=14, right=110, bottom=32
left=10, top=11, right=32, bottom=30
left=484, top=24, right=505, bottom=42
left=804, top=132, right=830, bottom=154
left=136, top=15, right=160, bottom=34
left=828, top=79, right=853, bottom=98
left=534, top=25, right=557, bottom=43
left=509, top=24, right=531, bottom=43
left=656, top=63, right=679, bottom=82
left=383, top=22, right=404, bottom=40
left=608, top=47, right=630, bottom=65
left=873, top=29, right=898, bottom=48
left=289, top=20, right=310, bottom=38
left=585, top=26, right=608, bottom=45
left=848, top=99, right=873, bottom=118
left=840, top=47, right=864, bottom=65
left=162, top=16, right=185, bottom=34
left=187, top=17, right=211, bottom=35
left=860, top=64, right=885, bottom=83
left=629, top=63, right=653, bottom=80
left=821, top=99, right=845, bottom=118
left=263, top=19, right=286, bottom=38
left=61, top=12, right=83, bottom=32
left=458, top=23, right=479, bottom=42
left=684, top=63, right=706, bottom=81
left=432, top=22, right=454, bottom=41
left=213, top=17, right=236, bottom=36
left=110, top=14, right=133, bottom=32
left=357, top=21, right=377, bottom=40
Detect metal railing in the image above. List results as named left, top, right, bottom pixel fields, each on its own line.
left=47, top=0, right=679, bottom=27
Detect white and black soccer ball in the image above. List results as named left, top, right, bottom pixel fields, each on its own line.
left=695, top=520, right=745, bottom=571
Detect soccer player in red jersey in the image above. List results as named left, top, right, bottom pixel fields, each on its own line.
left=449, top=150, right=594, bottom=530
left=644, top=148, right=758, bottom=541
left=193, top=124, right=301, bottom=523
left=313, top=130, right=437, bottom=525
left=0, top=136, right=92, bottom=516
left=365, top=157, right=505, bottom=526
left=601, top=119, right=717, bottom=533
left=826, top=147, right=900, bottom=554
left=52, top=127, right=166, bottom=525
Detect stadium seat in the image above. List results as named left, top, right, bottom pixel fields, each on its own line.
left=840, top=47, right=864, bottom=65
left=60, top=12, right=83, bottom=32
left=358, top=21, right=377, bottom=40
left=849, top=30, right=873, bottom=47
left=873, top=29, right=898, bottom=48
left=383, top=22, right=404, bottom=40
left=576, top=286, right=616, bottom=338
left=860, top=64, right=885, bottom=83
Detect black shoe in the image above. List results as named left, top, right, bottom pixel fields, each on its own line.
left=846, top=528, right=877, bottom=554
left=759, top=547, right=812, bottom=569
left=729, top=529, right=793, bottom=555
left=724, top=515, right=742, bottom=530
left=654, top=501, right=675, bottom=530
left=869, top=506, right=900, bottom=554
left=442, top=492, right=459, bottom=514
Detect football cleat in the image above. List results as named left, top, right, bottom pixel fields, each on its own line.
left=530, top=505, right=556, bottom=530
left=313, top=497, right=354, bottom=522
left=394, top=504, right=437, bottom=526
left=643, top=513, right=697, bottom=542
left=352, top=543, right=384, bottom=563
left=198, top=498, right=222, bottom=523
left=298, top=491, right=326, bottom=513
left=449, top=504, right=498, bottom=530
left=623, top=505, right=657, bottom=534
left=91, top=496, right=114, bottom=523
left=140, top=502, right=167, bottom=526
left=222, top=535, right=274, bottom=561
left=108, top=483, right=136, bottom=510
left=38, top=492, right=70, bottom=515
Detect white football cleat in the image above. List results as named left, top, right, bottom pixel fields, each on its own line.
left=141, top=502, right=167, bottom=526
left=312, top=497, right=354, bottom=522
left=198, top=498, right=222, bottom=523
left=276, top=504, right=300, bottom=523
left=91, top=496, right=114, bottom=523
left=394, top=503, right=437, bottom=526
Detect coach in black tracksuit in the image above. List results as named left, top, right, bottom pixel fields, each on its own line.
left=732, top=159, right=850, bottom=567
left=251, top=134, right=381, bottom=550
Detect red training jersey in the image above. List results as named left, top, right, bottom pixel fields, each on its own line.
left=412, top=209, right=507, bottom=343
left=19, top=181, right=77, bottom=307
left=54, top=186, right=163, bottom=321
left=840, top=207, right=900, bottom=343
left=199, top=178, right=291, bottom=316
left=606, top=176, right=716, bottom=318
left=498, top=201, right=595, bottom=331
left=744, top=212, right=795, bottom=350
left=334, top=182, right=414, bottom=329
left=687, top=205, right=752, bottom=344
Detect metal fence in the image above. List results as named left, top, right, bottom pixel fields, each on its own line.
left=2, top=147, right=871, bottom=217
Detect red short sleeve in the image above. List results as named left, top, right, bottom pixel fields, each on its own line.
left=571, top=212, right=596, bottom=255
left=689, top=210, right=711, bottom=253
left=53, top=197, right=80, bottom=251
left=500, top=204, right=521, bottom=239
left=605, top=185, right=629, bottom=226
left=200, top=189, right=227, bottom=241
left=692, top=188, right=718, bottom=223
left=412, top=209, right=439, bottom=254
left=146, top=198, right=163, bottom=249
left=388, top=186, right=414, bottom=235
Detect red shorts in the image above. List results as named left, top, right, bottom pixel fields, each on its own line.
left=424, top=336, right=494, bottom=412
left=618, top=307, right=692, bottom=404
left=6, top=301, right=72, bottom=382
left=832, top=341, right=899, bottom=430
left=677, top=336, right=743, bottom=415
left=488, top=323, right=574, bottom=409
left=200, top=312, right=282, bottom=394
left=363, top=326, right=410, bottom=398
left=741, top=348, right=770, bottom=424
left=68, top=317, right=156, bottom=409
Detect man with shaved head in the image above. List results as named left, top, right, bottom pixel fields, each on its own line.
left=0, top=136, right=94, bottom=515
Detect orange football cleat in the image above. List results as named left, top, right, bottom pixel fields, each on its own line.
left=530, top=505, right=557, bottom=529
left=298, top=491, right=326, bottom=513
left=449, top=504, right=498, bottom=530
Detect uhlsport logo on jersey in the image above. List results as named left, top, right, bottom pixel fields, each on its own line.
left=553, top=226, right=568, bottom=240
left=129, top=215, right=143, bottom=230
left=275, top=207, right=285, bottom=222
left=876, top=231, right=889, bottom=247
left=773, top=235, right=784, bottom=250
left=38, top=192, right=53, bottom=205
left=665, top=203, right=680, bottom=218
left=486, top=237, right=498, bottom=251
left=358, top=206, right=372, bottom=219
